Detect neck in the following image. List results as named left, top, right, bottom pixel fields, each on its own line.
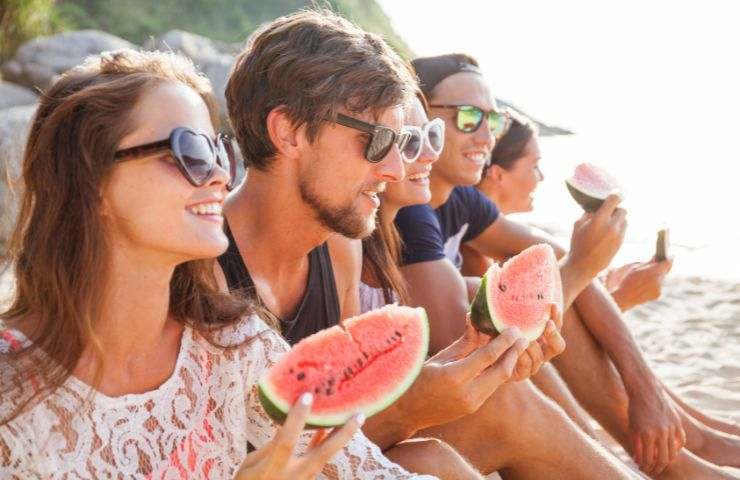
left=429, top=173, right=456, bottom=209
left=225, top=169, right=331, bottom=269
left=381, top=201, right=400, bottom=228
left=476, top=178, right=510, bottom=214
left=93, top=244, right=177, bottom=362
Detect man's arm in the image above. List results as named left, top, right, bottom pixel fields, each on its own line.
left=401, top=258, right=471, bottom=353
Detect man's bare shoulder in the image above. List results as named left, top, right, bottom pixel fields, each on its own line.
left=326, top=234, right=362, bottom=277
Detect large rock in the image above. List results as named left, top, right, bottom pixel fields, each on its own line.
left=145, top=30, right=238, bottom=124
left=1, top=30, right=135, bottom=91
left=0, top=82, right=38, bottom=110
left=0, top=104, right=37, bottom=248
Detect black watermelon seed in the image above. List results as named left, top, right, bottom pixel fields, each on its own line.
left=296, top=372, right=306, bottom=381
left=363, top=352, right=369, bottom=359
left=327, top=378, right=334, bottom=386
left=314, top=387, right=320, bottom=394
left=395, top=331, right=402, bottom=337
left=499, top=283, right=507, bottom=292
left=325, top=388, right=333, bottom=396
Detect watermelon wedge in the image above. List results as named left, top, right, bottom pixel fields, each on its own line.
left=470, top=244, right=563, bottom=341
left=565, top=163, right=622, bottom=212
left=258, top=305, right=429, bottom=428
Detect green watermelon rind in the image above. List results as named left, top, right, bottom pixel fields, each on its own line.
left=257, top=307, right=430, bottom=429
left=470, top=263, right=549, bottom=343
left=565, top=178, right=607, bottom=213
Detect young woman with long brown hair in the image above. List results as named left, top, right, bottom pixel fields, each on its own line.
left=360, top=94, right=444, bottom=312
left=0, top=49, right=436, bottom=479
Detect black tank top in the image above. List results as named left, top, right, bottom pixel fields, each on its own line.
left=217, top=223, right=342, bottom=345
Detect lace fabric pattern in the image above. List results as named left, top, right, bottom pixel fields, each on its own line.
left=0, top=316, right=436, bottom=479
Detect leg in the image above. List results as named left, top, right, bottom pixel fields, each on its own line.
left=530, top=363, right=599, bottom=439
left=383, top=437, right=484, bottom=479
left=554, top=306, right=739, bottom=478
left=419, top=379, right=639, bottom=480
left=664, top=384, right=740, bottom=437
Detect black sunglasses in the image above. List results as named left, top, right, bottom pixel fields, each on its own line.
left=429, top=104, right=511, bottom=138
left=332, top=113, right=412, bottom=163
left=114, top=127, right=237, bottom=190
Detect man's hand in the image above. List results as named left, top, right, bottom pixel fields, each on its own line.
left=392, top=318, right=528, bottom=432
left=605, top=258, right=673, bottom=311
left=510, top=304, right=565, bottom=381
left=568, top=193, right=627, bottom=279
left=629, top=384, right=686, bottom=476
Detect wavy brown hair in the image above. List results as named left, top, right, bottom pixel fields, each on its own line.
left=226, top=8, right=417, bottom=170
left=0, top=49, right=249, bottom=426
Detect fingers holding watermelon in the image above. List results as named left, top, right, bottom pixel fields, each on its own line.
left=235, top=392, right=364, bottom=480
left=392, top=320, right=528, bottom=431
left=567, top=192, right=627, bottom=282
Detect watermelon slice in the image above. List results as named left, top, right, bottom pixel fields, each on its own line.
left=565, top=163, right=622, bottom=212
left=258, top=305, right=429, bottom=428
left=470, top=244, right=563, bottom=341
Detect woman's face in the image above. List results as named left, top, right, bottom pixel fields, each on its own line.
left=497, top=136, right=544, bottom=213
left=102, top=82, right=230, bottom=265
left=383, top=97, right=440, bottom=208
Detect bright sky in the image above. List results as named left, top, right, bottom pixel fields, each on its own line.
left=379, top=0, right=740, bottom=277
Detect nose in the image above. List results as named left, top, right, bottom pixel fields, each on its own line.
left=375, top=145, right=405, bottom=182
left=475, top=118, right=495, bottom=151
left=206, top=157, right=231, bottom=189
left=536, top=166, right=544, bottom=182
left=417, top=141, right=439, bottom=165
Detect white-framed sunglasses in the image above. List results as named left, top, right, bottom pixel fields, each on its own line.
left=400, top=117, right=445, bottom=163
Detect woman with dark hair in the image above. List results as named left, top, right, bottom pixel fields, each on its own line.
left=0, top=49, right=436, bottom=479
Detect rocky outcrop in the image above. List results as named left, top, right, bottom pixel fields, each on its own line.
left=1, top=30, right=135, bottom=91
left=145, top=30, right=236, bottom=120
left=0, top=82, right=38, bottom=110
left=0, top=104, right=37, bottom=248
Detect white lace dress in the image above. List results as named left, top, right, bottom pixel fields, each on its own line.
left=0, top=317, right=437, bottom=479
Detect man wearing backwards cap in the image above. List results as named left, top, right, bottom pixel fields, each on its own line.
left=397, top=53, right=729, bottom=479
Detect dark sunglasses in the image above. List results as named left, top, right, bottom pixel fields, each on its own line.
left=332, top=113, right=412, bottom=163
left=430, top=104, right=511, bottom=138
left=114, top=127, right=237, bottom=190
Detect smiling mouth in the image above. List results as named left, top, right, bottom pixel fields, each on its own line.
left=463, top=152, right=488, bottom=166
left=186, top=202, right=223, bottom=216
left=407, top=171, right=430, bottom=182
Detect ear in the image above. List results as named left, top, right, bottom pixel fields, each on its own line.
left=265, top=106, right=302, bottom=160
left=485, top=164, right=505, bottom=184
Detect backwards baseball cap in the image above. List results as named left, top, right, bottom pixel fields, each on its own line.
left=411, top=53, right=481, bottom=98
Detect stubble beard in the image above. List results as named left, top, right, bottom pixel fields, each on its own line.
left=299, top=178, right=375, bottom=239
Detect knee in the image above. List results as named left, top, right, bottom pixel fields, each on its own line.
left=385, top=438, right=482, bottom=479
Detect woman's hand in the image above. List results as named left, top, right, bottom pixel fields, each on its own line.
left=605, top=258, right=673, bottom=311
left=235, top=393, right=364, bottom=479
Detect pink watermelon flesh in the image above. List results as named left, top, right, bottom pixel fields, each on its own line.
left=471, top=244, right=562, bottom=341
left=566, top=163, right=621, bottom=211
left=258, top=305, right=429, bottom=427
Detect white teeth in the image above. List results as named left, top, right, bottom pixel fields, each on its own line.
left=363, top=191, right=378, bottom=198
left=188, top=202, right=222, bottom=216
left=408, top=172, right=430, bottom=180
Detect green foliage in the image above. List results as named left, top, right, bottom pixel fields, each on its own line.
left=0, top=0, right=67, bottom=62
left=52, top=0, right=412, bottom=57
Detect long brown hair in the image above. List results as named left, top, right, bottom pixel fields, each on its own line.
left=0, top=49, right=249, bottom=425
